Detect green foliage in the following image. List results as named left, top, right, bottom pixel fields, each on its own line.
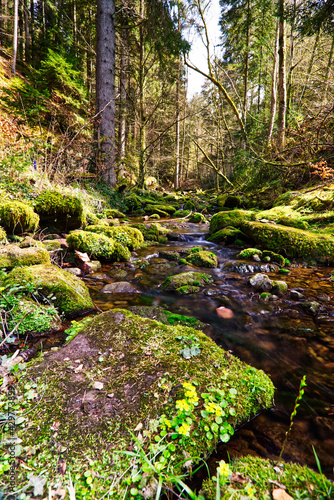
left=64, top=317, right=93, bottom=344
left=0, top=201, right=39, bottom=234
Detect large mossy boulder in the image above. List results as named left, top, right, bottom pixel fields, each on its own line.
left=0, top=201, right=39, bottom=234
left=186, top=250, right=218, bottom=268
left=34, top=191, right=84, bottom=231
left=66, top=230, right=116, bottom=260
left=188, top=212, right=206, bottom=223
left=131, top=222, right=169, bottom=243
left=108, top=225, right=144, bottom=250
left=146, top=204, right=176, bottom=215
left=161, top=271, right=213, bottom=294
left=241, top=221, right=334, bottom=263
left=10, top=309, right=274, bottom=499
left=207, top=227, right=247, bottom=244
left=3, top=264, right=94, bottom=316
left=210, top=210, right=254, bottom=234
left=0, top=244, right=50, bottom=269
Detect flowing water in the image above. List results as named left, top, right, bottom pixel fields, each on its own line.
left=86, top=220, right=334, bottom=481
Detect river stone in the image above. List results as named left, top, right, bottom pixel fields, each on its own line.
left=101, top=281, right=140, bottom=294
left=290, top=290, right=305, bottom=300
left=224, top=261, right=279, bottom=274
left=15, top=309, right=274, bottom=499
left=161, top=271, right=213, bottom=292
left=248, top=273, right=273, bottom=292
left=271, top=280, right=288, bottom=296
left=0, top=244, right=50, bottom=270
left=301, top=301, right=321, bottom=315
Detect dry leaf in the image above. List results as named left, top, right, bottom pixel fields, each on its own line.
left=272, top=488, right=294, bottom=500
left=134, top=422, right=143, bottom=431
left=216, top=306, right=234, bottom=319
left=93, top=381, right=103, bottom=390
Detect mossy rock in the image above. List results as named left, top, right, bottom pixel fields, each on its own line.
left=186, top=250, right=218, bottom=268
left=207, top=227, right=246, bottom=244
left=85, top=224, right=116, bottom=239
left=84, top=211, right=100, bottom=226
left=146, top=204, right=176, bottom=215
left=161, top=271, right=213, bottom=292
left=128, top=306, right=205, bottom=330
left=3, top=264, right=94, bottom=316
left=19, top=236, right=44, bottom=248
left=240, top=220, right=334, bottom=263
left=11, top=309, right=274, bottom=499
left=159, top=250, right=180, bottom=261
left=104, top=208, right=126, bottom=218
left=217, top=194, right=242, bottom=209
left=149, top=213, right=160, bottom=219
left=210, top=210, right=254, bottom=234
left=131, top=223, right=169, bottom=243
left=262, top=250, right=285, bottom=267
left=66, top=230, right=115, bottom=260
left=271, top=280, right=288, bottom=296
left=276, top=215, right=309, bottom=230
left=188, top=212, right=206, bottom=223
left=7, top=299, right=61, bottom=335
left=113, top=242, right=132, bottom=262
left=0, top=226, right=7, bottom=244
left=0, top=244, right=50, bottom=269
left=34, top=191, right=84, bottom=231
left=108, top=225, right=144, bottom=250
left=123, top=193, right=143, bottom=213
left=174, top=209, right=191, bottom=217
left=200, top=456, right=333, bottom=500
left=237, top=248, right=262, bottom=259
left=0, top=201, right=39, bottom=234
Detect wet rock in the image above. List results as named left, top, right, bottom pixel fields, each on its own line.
left=101, top=282, right=140, bottom=294
left=43, top=239, right=62, bottom=251
left=271, top=280, right=288, bottom=296
left=301, top=301, right=321, bottom=315
left=167, top=232, right=187, bottom=242
left=223, top=260, right=279, bottom=274
left=159, top=250, right=180, bottom=261
left=161, top=271, right=213, bottom=293
left=248, top=273, right=273, bottom=292
left=109, top=269, right=128, bottom=280
left=66, top=267, right=82, bottom=276
left=317, top=293, right=330, bottom=302
left=290, top=290, right=305, bottom=300
left=0, top=244, right=51, bottom=270
left=186, top=250, right=218, bottom=268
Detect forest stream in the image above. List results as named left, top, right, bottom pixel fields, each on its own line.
left=75, top=219, right=334, bottom=482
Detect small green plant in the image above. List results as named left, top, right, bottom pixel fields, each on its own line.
left=278, top=375, right=307, bottom=462
left=177, top=334, right=201, bottom=359
left=64, top=317, right=93, bottom=344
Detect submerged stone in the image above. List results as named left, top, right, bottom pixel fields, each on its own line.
left=12, top=309, right=274, bottom=499
left=186, top=250, right=218, bottom=268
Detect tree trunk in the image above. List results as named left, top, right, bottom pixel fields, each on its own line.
left=23, top=0, right=30, bottom=63
left=267, top=18, right=279, bottom=146
left=138, top=0, right=146, bottom=188
left=300, top=29, right=320, bottom=102
left=242, top=0, right=250, bottom=126
left=174, top=55, right=180, bottom=189
left=277, top=0, right=286, bottom=152
left=12, top=0, right=19, bottom=73
left=118, top=27, right=128, bottom=178
left=324, top=35, right=334, bottom=98
left=96, top=0, right=116, bottom=186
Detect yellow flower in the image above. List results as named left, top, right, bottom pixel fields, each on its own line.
left=217, top=460, right=231, bottom=479
left=176, top=399, right=191, bottom=412
left=164, top=419, right=172, bottom=428
left=178, top=422, right=191, bottom=436
left=245, top=484, right=255, bottom=498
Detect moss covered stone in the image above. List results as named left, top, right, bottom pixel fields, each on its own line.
left=11, top=309, right=274, bottom=499
left=3, top=264, right=94, bottom=316
left=200, top=456, right=333, bottom=500
left=0, top=227, right=7, bottom=244
left=161, top=271, right=213, bottom=292
left=0, top=244, right=50, bottom=269
left=7, top=299, right=61, bottom=335
left=67, top=230, right=115, bottom=260
left=34, top=191, right=84, bottom=231
left=174, top=209, right=191, bottom=217
left=217, top=194, right=242, bottom=209
left=131, top=223, right=169, bottom=243
left=113, top=242, right=132, bottom=262
left=146, top=204, right=176, bottom=215
left=186, top=250, right=218, bottom=268
left=188, top=212, right=206, bottom=223
left=262, top=250, right=285, bottom=267
left=104, top=208, right=126, bottom=218
left=240, top=220, right=334, bottom=263
left=237, top=248, right=262, bottom=259
left=207, top=227, right=247, bottom=244
left=108, top=225, right=144, bottom=250
left=210, top=210, right=254, bottom=234
left=0, top=201, right=39, bottom=234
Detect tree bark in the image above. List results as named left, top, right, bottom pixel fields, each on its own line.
left=267, top=18, right=279, bottom=146
left=96, top=0, right=116, bottom=186
left=277, top=0, right=286, bottom=152
left=12, top=0, right=19, bottom=73
left=242, top=0, right=250, bottom=126
left=137, top=0, right=146, bottom=188
left=23, top=0, right=30, bottom=63
left=118, top=27, right=128, bottom=178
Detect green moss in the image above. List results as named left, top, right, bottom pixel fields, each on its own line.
left=271, top=280, right=288, bottom=296
left=108, top=225, right=144, bottom=250
left=277, top=215, right=309, bottom=230
left=207, top=227, right=247, bottom=244
left=237, top=248, right=262, bottom=259
left=104, top=208, right=126, bottom=218
left=0, top=201, right=39, bottom=234
left=0, top=244, right=50, bottom=269
left=42, top=239, right=62, bottom=251
left=262, top=250, right=285, bottom=267
left=112, top=241, right=131, bottom=262
left=186, top=250, right=218, bottom=268
left=10, top=309, right=274, bottom=499
left=7, top=299, right=61, bottom=335
left=34, top=191, right=84, bottom=231
left=0, top=227, right=7, bottom=243
left=217, top=194, right=242, bottom=209
left=188, top=212, right=206, bottom=223
left=67, top=230, right=115, bottom=259
left=159, top=250, right=180, bottom=261
left=131, top=222, right=169, bottom=243
left=179, top=258, right=187, bottom=265
left=149, top=213, right=160, bottom=219
left=84, top=224, right=115, bottom=238
left=201, top=456, right=333, bottom=500
left=123, top=193, right=144, bottom=213
left=161, top=271, right=213, bottom=292
left=3, top=264, right=94, bottom=316
left=174, top=209, right=191, bottom=217
left=188, top=246, right=201, bottom=254
left=146, top=204, right=176, bottom=215
left=241, top=220, right=334, bottom=263
left=210, top=210, right=254, bottom=234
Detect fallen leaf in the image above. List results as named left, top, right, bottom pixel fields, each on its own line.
left=134, top=422, right=143, bottom=431
left=272, top=488, right=294, bottom=500
left=93, top=381, right=103, bottom=390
